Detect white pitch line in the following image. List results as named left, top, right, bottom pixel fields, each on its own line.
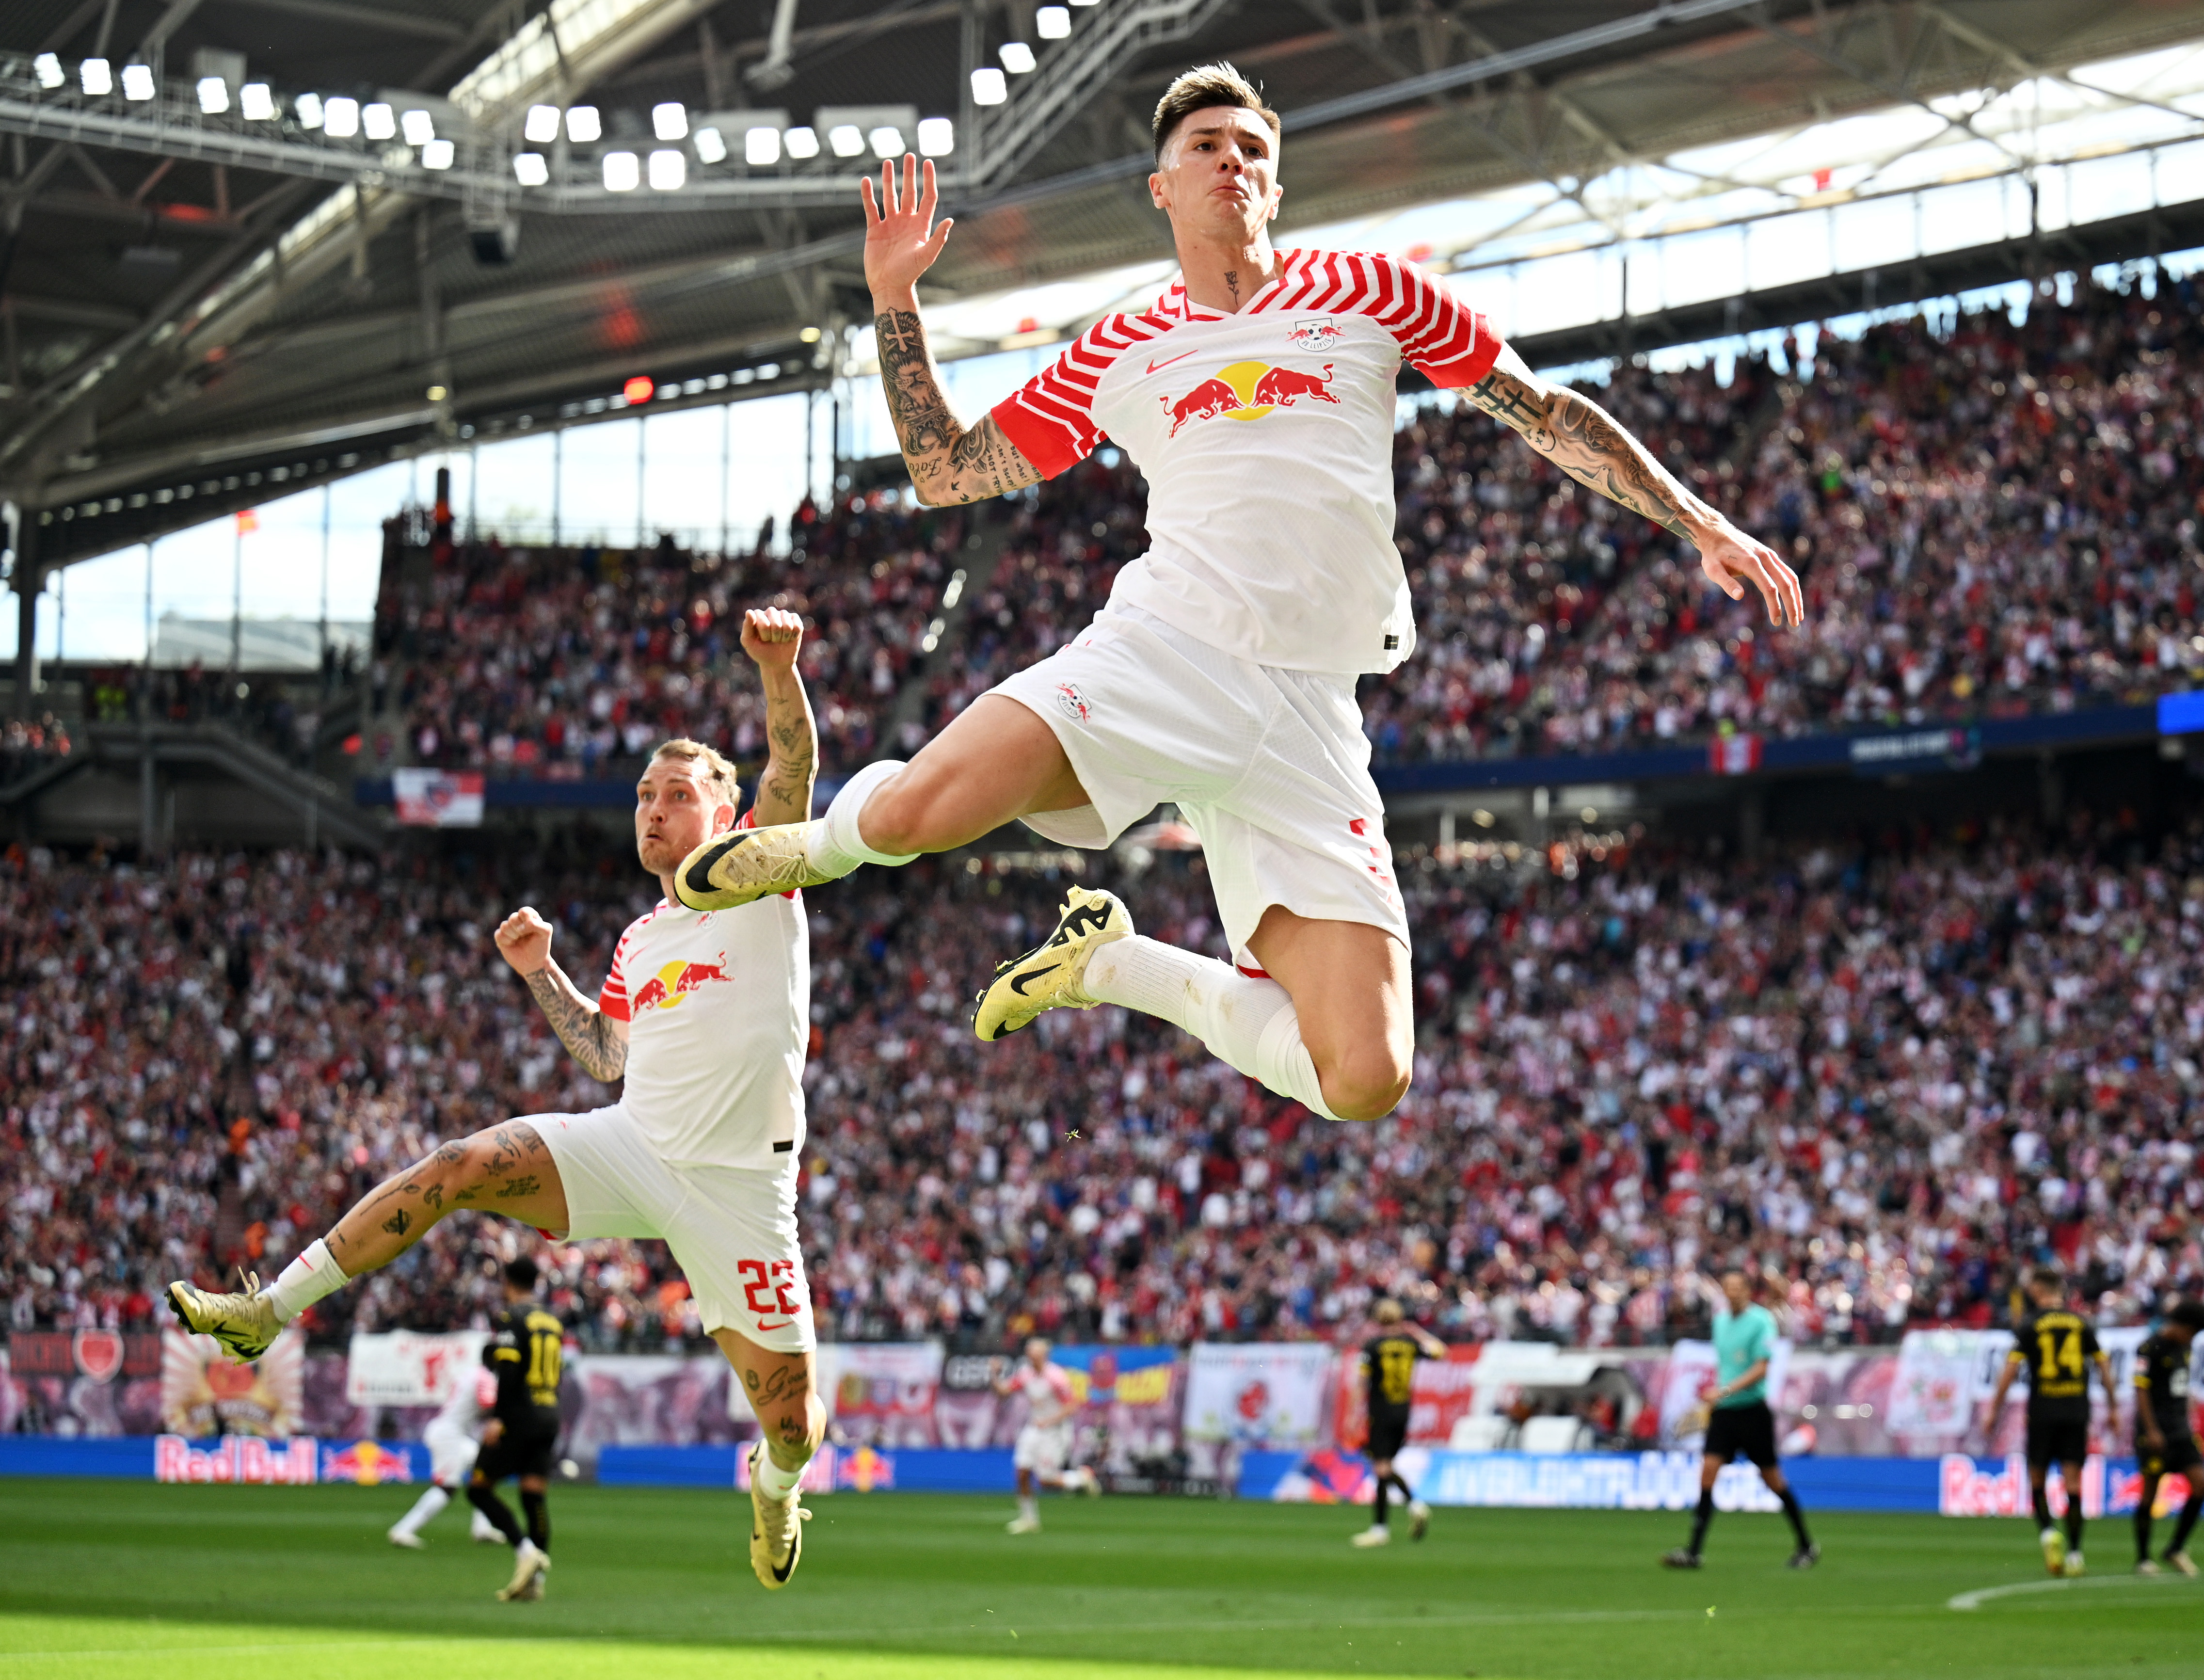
left=1948, top=1575, right=2193, bottom=1611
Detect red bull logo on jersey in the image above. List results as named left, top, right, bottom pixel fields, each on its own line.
left=1161, top=360, right=1339, bottom=436
left=631, top=954, right=734, bottom=1015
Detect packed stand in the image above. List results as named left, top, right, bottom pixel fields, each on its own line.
left=0, top=714, right=72, bottom=786
left=1376, top=272, right=2204, bottom=760
left=376, top=496, right=966, bottom=781
left=8, top=796, right=2199, bottom=1352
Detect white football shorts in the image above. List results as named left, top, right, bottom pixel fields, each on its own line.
left=422, top=1416, right=479, bottom=1488
left=531, top=1104, right=815, bottom=1353
left=990, top=604, right=1407, bottom=967
left=1014, top=1422, right=1073, bottom=1476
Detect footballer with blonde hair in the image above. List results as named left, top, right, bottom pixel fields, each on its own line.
left=674, top=63, right=1802, bottom=1133
left=170, top=607, right=828, bottom=1598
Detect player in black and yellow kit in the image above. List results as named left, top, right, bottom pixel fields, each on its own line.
left=470, top=1258, right=564, bottom=1602
left=1981, top=1265, right=2116, bottom=1578
left=2132, top=1297, right=2204, bottom=1577
left=1350, top=1299, right=1447, bottom=1548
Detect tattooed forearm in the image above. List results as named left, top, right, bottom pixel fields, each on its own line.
left=875, top=308, right=1042, bottom=505
left=751, top=663, right=818, bottom=828
left=1469, top=365, right=1703, bottom=540
left=522, top=965, right=627, bottom=1082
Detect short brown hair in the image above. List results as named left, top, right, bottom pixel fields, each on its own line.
left=1373, top=1298, right=1404, bottom=1325
left=1152, top=62, right=1279, bottom=164
left=649, top=738, right=740, bottom=808
left=2028, top=1264, right=2065, bottom=1293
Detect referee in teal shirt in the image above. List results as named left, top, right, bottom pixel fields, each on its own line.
left=1663, top=1269, right=1818, bottom=1569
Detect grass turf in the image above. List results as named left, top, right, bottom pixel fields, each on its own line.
left=0, top=1477, right=2196, bottom=1679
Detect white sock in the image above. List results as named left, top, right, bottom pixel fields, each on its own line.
left=1020, top=1494, right=1039, bottom=1521
left=805, top=759, right=918, bottom=875
left=754, top=1451, right=804, bottom=1500
left=393, top=1484, right=450, bottom=1536
left=1083, top=937, right=1347, bottom=1122
left=266, top=1238, right=349, bottom=1323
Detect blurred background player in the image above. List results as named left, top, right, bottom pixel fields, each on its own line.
left=1981, top=1264, right=2116, bottom=1577
left=388, top=1353, right=502, bottom=1550
left=2131, top=1297, right=2204, bottom=1576
left=1350, top=1299, right=1444, bottom=1548
left=470, top=1258, right=563, bottom=1601
left=994, top=1337, right=1099, bottom=1533
left=1664, top=1269, right=1817, bottom=1570
left=168, top=608, right=828, bottom=1594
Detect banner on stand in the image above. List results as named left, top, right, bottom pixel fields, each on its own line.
left=1183, top=1344, right=1334, bottom=1448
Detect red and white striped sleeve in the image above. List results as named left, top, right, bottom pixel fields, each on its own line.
left=990, top=313, right=1154, bottom=480
left=597, top=921, right=638, bottom=1021
left=1268, top=251, right=1503, bottom=390
left=1369, top=253, right=1502, bottom=388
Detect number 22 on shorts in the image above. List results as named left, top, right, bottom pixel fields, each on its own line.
left=739, top=1258, right=802, bottom=1327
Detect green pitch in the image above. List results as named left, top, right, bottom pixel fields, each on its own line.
left=0, top=1478, right=2196, bottom=1680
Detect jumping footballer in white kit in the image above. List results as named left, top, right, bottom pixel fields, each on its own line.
left=169, top=608, right=828, bottom=1594
left=994, top=1336, right=1099, bottom=1532
left=671, top=63, right=1803, bottom=1127
left=388, top=1360, right=504, bottom=1548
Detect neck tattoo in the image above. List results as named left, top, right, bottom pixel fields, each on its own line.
left=1225, top=270, right=1240, bottom=304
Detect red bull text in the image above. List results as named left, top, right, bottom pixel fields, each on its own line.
left=154, top=1434, right=319, bottom=1484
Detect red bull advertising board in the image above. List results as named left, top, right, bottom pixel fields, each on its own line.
left=153, top=1434, right=319, bottom=1485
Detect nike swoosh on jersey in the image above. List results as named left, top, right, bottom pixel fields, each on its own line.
left=1145, top=349, right=1200, bottom=374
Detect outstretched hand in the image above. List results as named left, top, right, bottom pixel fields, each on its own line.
left=1697, top=517, right=1805, bottom=628
left=741, top=606, right=805, bottom=672
left=861, top=154, right=953, bottom=302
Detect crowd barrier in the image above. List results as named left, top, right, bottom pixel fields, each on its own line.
left=9, top=1330, right=2193, bottom=1501
left=7, top=1433, right=2190, bottom=1518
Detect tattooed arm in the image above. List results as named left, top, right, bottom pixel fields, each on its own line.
left=862, top=154, right=1043, bottom=507
left=740, top=607, right=817, bottom=828
left=493, top=906, right=628, bottom=1082
left=1465, top=344, right=1805, bottom=627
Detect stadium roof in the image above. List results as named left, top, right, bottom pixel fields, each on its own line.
left=8, top=0, right=2204, bottom=569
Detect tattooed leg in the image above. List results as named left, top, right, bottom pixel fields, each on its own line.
left=322, top=1121, right=571, bottom=1277
left=715, top=1329, right=824, bottom=1475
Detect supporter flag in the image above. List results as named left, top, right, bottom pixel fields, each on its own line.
left=393, top=768, right=485, bottom=828
left=235, top=509, right=259, bottom=533
left=1708, top=733, right=1762, bottom=775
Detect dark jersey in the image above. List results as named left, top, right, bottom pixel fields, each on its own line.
left=2133, top=1333, right=2196, bottom=1445
left=485, top=1305, right=564, bottom=1438
left=1364, top=1331, right=1421, bottom=1419
left=2009, top=1309, right=2100, bottom=1423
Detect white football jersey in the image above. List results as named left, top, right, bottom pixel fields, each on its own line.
left=430, top=1365, right=496, bottom=1433
left=597, top=814, right=808, bottom=1168
left=1010, top=1360, right=1080, bottom=1430
left=992, top=251, right=1503, bottom=676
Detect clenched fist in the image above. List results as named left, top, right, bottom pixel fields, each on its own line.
left=741, top=606, right=805, bottom=672
left=495, top=906, right=554, bottom=976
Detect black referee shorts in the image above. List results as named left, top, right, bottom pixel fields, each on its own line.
left=474, top=1427, right=558, bottom=1485
left=2025, top=1416, right=2089, bottom=1468
left=1704, top=1401, right=1779, bottom=1469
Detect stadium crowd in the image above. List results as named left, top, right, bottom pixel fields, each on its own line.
left=373, top=498, right=967, bottom=781
left=7, top=800, right=2199, bottom=1353
left=343, top=273, right=2200, bottom=784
